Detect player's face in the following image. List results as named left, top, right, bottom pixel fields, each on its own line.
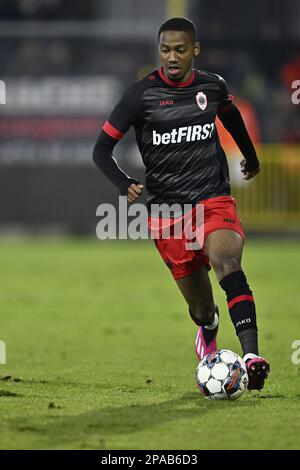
left=159, top=31, right=200, bottom=82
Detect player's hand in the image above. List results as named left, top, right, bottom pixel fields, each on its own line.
left=127, top=183, right=144, bottom=203
left=240, top=158, right=260, bottom=180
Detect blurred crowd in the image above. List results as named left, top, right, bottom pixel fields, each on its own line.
left=0, top=0, right=299, bottom=143
left=199, top=48, right=300, bottom=143
left=0, top=0, right=94, bottom=20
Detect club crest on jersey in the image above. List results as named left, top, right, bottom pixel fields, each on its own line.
left=196, top=92, right=207, bottom=111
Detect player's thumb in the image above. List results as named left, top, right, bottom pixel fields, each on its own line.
left=137, top=184, right=144, bottom=189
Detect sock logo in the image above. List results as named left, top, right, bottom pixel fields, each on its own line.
left=236, top=318, right=252, bottom=328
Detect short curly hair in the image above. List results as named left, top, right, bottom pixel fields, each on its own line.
left=157, top=17, right=197, bottom=43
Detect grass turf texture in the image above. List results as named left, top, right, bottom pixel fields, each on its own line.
left=0, top=237, right=299, bottom=450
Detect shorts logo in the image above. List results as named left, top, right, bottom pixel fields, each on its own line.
left=223, top=218, right=235, bottom=224
left=196, top=91, right=207, bottom=111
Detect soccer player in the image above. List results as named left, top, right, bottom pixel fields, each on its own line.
left=93, top=17, right=270, bottom=390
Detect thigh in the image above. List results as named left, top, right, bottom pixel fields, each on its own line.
left=175, top=264, right=214, bottom=308
left=203, top=196, right=245, bottom=244
left=205, top=229, right=244, bottom=259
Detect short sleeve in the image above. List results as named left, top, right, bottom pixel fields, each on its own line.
left=102, top=83, right=141, bottom=141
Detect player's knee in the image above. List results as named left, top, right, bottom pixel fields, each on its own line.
left=211, top=255, right=241, bottom=279
left=189, top=302, right=215, bottom=326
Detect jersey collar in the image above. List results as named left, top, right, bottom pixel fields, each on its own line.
left=158, top=66, right=195, bottom=87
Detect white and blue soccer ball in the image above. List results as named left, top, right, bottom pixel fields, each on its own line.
left=196, top=349, right=249, bottom=400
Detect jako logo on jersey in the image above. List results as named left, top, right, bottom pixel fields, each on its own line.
left=196, top=91, right=207, bottom=111
left=159, top=100, right=174, bottom=106
left=152, top=123, right=214, bottom=145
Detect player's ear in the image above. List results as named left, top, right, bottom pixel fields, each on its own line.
left=193, top=41, right=200, bottom=58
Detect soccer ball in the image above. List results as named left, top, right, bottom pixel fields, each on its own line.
left=196, top=349, right=249, bottom=400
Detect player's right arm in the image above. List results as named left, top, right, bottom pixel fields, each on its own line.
left=93, top=84, right=144, bottom=202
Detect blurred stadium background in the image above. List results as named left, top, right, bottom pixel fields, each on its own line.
left=1, top=0, right=300, bottom=451
left=0, top=0, right=299, bottom=236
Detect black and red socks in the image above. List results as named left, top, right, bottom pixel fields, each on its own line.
left=219, top=270, right=258, bottom=356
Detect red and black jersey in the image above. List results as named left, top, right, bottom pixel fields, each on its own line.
left=94, top=67, right=258, bottom=206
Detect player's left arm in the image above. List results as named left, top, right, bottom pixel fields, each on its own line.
left=217, top=102, right=260, bottom=181
left=216, top=74, right=260, bottom=180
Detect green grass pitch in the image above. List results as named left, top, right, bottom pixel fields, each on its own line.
left=0, top=237, right=300, bottom=450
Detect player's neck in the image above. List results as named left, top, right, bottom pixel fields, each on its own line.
left=179, top=69, right=194, bottom=83
left=159, top=67, right=195, bottom=87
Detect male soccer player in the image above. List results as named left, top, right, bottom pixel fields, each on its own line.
left=93, top=17, right=270, bottom=390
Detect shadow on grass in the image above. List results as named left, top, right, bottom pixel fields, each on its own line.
left=4, top=379, right=295, bottom=449
left=7, top=391, right=266, bottom=449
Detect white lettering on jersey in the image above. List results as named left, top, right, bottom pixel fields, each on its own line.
left=153, top=123, right=215, bottom=145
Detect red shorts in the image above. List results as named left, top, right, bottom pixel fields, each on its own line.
left=148, top=195, right=245, bottom=280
